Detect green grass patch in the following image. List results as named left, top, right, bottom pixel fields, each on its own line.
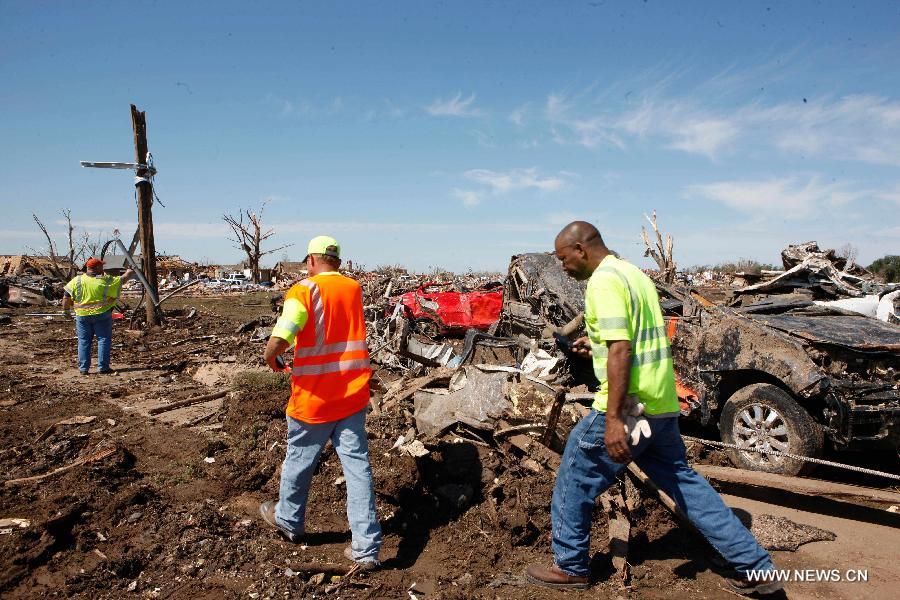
left=231, top=370, right=291, bottom=393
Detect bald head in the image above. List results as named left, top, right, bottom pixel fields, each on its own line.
left=555, top=221, right=605, bottom=249
left=554, top=221, right=609, bottom=281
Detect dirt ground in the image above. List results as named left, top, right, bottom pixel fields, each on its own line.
left=0, top=295, right=895, bottom=599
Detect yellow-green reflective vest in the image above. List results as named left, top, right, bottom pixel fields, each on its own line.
left=64, top=274, right=123, bottom=317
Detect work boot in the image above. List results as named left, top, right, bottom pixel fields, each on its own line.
left=98, top=369, right=117, bottom=375
left=343, top=545, right=380, bottom=571
left=524, top=564, right=589, bottom=589
left=724, top=574, right=784, bottom=596
left=258, top=501, right=302, bottom=543
left=80, top=370, right=89, bottom=376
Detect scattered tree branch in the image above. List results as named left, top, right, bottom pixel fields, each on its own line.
left=31, top=213, right=68, bottom=280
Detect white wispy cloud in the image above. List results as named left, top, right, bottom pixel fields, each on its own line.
left=266, top=94, right=358, bottom=119
left=744, top=95, right=900, bottom=166
left=451, top=189, right=483, bottom=208
left=873, top=184, right=900, bottom=206
left=546, top=211, right=580, bottom=226
left=61, top=220, right=229, bottom=238
left=509, top=104, right=528, bottom=126
left=541, top=84, right=900, bottom=165
left=546, top=94, right=738, bottom=159
left=363, top=99, right=406, bottom=121
left=463, top=168, right=569, bottom=194
left=872, top=226, right=900, bottom=238
left=448, top=168, right=573, bottom=207
left=469, top=129, right=496, bottom=148
left=684, top=176, right=865, bottom=220
left=668, top=118, right=740, bottom=158
left=426, top=92, right=484, bottom=118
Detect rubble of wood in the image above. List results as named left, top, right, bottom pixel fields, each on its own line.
left=731, top=241, right=896, bottom=304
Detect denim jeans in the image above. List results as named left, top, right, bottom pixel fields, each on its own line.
left=75, top=311, right=113, bottom=373
left=276, top=408, right=382, bottom=561
left=551, top=410, right=774, bottom=578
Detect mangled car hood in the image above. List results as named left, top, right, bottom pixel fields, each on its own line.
left=748, top=312, right=900, bottom=353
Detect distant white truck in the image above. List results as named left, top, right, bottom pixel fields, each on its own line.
left=223, top=273, right=256, bottom=289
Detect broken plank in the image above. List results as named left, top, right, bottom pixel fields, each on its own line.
left=381, top=368, right=452, bottom=411
left=148, top=390, right=228, bottom=415
left=693, top=464, right=900, bottom=506
left=541, top=388, right=566, bottom=446
left=35, top=415, right=98, bottom=442
left=182, top=409, right=220, bottom=428
left=626, top=463, right=691, bottom=523
left=506, top=433, right=561, bottom=471
left=4, top=447, right=116, bottom=487
left=599, top=484, right=630, bottom=581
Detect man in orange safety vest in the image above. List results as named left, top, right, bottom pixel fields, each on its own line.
left=259, top=235, right=382, bottom=569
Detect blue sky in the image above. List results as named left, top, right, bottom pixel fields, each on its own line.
left=2, top=1, right=899, bottom=272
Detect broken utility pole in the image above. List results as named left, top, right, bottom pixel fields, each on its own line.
left=131, top=104, right=161, bottom=326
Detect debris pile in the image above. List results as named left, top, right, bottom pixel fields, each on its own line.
left=1, top=238, right=897, bottom=598
left=728, top=242, right=899, bottom=323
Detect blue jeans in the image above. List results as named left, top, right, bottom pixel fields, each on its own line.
left=75, top=311, right=113, bottom=373
left=551, top=410, right=774, bottom=578
left=276, top=408, right=382, bottom=561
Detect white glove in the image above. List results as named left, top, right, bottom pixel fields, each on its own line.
left=622, top=396, right=651, bottom=446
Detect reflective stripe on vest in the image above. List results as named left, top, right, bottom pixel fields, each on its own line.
left=300, top=279, right=326, bottom=347
left=292, top=279, right=369, bottom=374
left=294, top=339, right=368, bottom=359
left=292, top=358, right=371, bottom=376
left=72, top=274, right=115, bottom=309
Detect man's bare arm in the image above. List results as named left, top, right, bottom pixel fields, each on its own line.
left=264, top=336, right=291, bottom=372
left=604, top=339, right=632, bottom=463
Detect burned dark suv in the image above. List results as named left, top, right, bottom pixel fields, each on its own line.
left=662, top=287, right=900, bottom=475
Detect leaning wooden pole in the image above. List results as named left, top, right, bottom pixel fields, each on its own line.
left=131, top=104, right=161, bottom=326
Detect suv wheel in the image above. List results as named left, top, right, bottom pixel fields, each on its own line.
left=719, top=383, right=824, bottom=476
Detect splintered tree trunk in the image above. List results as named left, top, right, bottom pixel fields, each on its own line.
left=223, top=203, right=292, bottom=283
left=641, top=210, right=676, bottom=283
left=131, top=104, right=161, bottom=326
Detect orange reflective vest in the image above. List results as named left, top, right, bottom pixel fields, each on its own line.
left=284, top=273, right=371, bottom=423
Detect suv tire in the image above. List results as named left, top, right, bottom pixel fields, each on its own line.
left=719, top=383, right=824, bottom=476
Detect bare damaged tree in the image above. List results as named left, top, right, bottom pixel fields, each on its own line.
left=640, top=210, right=676, bottom=283
left=223, top=202, right=292, bottom=283
left=30, top=211, right=77, bottom=280
left=30, top=211, right=113, bottom=281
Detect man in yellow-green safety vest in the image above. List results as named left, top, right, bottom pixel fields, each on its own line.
left=525, top=221, right=779, bottom=596
left=62, top=257, right=133, bottom=375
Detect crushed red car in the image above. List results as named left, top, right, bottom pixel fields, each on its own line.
left=393, top=281, right=503, bottom=334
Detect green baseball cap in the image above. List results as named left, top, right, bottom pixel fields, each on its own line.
left=306, top=235, right=340, bottom=259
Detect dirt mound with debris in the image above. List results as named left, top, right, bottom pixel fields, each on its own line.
left=749, top=514, right=837, bottom=552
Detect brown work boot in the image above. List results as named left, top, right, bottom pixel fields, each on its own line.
left=258, top=500, right=302, bottom=543
left=343, top=545, right=380, bottom=571
left=524, top=564, right=589, bottom=589
left=724, top=574, right=784, bottom=596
